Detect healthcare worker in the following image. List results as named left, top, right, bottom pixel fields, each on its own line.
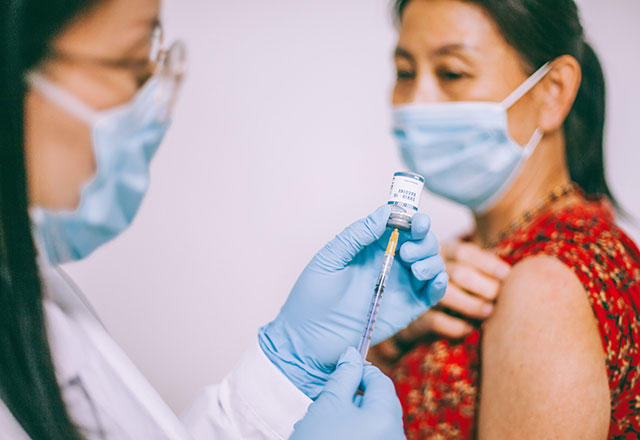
left=0, top=0, right=448, bottom=439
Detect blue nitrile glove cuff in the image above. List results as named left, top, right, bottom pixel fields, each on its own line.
left=259, top=323, right=331, bottom=400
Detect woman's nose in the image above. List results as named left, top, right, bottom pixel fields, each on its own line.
left=409, top=74, right=441, bottom=104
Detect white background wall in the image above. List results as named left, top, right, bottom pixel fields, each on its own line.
left=64, top=0, right=640, bottom=412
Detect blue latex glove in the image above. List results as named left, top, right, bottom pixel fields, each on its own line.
left=259, top=205, right=448, bottom=399
left=290, top=347, right=405, bottom=440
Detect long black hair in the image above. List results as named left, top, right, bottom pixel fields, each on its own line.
left=393, top=0, right=616, bottom=205
left=0, top=0, right=97, bottom=438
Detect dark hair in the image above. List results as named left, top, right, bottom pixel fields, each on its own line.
left=0, top=1, right=97, bottom=438
left=394, top=0, right=617, bottom=206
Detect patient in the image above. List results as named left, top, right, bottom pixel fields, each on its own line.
left=369, top=0, right=640, bottom=438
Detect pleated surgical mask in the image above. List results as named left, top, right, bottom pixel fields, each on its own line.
left=392, top=62, right=552, bottom=213
left=27, top=73, right=176, bottom=264
left=26, top=41, right=186, bottom=264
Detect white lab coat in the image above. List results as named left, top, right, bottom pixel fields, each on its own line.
left=0, top=260, right=312, bottom=439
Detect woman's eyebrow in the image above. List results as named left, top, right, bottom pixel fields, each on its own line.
left=394, top=46, right=415, bottom=61
left=430, top=43, right=477, bottom=57
left=395, top=43, right=478, bottom=62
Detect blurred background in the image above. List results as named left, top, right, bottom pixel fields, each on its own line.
left=64, top=0, right=640, bottom=412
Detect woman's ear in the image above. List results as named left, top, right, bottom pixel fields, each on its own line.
left=537, top=55, right=582, bottom=133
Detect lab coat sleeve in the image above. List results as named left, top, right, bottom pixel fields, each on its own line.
left=180, top=339, right=312, bottom=440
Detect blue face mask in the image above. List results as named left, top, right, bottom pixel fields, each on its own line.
left=392, top=62, right=552, bottom=213
left=27, top=73, right=179, bottom=265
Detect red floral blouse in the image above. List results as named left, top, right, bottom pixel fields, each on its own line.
left=391, top=199, right=640, bottom=439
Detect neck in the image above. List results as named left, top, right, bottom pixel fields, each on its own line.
left=473, top=132, right=571, bottom=248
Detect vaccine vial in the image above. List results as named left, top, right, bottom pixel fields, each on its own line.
left=387, top=171, right=425, bottom=231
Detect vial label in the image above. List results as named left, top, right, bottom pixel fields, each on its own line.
left=388, top=172, right=424, bottom=212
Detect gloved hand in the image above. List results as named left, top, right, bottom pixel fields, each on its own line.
left=259, top=205, right=448, bottom=398
left=290, top=347, right=405, bottom=440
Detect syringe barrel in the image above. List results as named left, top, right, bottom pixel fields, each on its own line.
left=357, top=254, right=395, bottom=360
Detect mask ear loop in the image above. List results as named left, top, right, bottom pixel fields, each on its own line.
left=523, top=128, right=544, bottom=156
left=500, top=62, right=552, bottom=155
left=501, top=62, right=553, bottom=110
left=26, top=72, right=98, bottom=124
left=475, top=65, right=551, bottom=214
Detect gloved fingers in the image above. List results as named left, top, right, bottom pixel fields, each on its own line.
left=409, top=213, right=431, bottom=241
left=360, top=365, right=402, bottom=415
left=422, top=271, right=449, bottom=306
left=410, top=254, right=446, bottom=282
left=316, top=347, right=363, bottom=404
left=315, top=205, right=391, bottom=271
left=399, top=230, right=440, bottom=264
left=376, top=213, right=431, bottom=252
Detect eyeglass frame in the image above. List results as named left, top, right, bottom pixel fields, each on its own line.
left=46, top=21, right=187, bottom=89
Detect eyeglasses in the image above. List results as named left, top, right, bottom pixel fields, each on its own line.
left=50, top=22, right=188, bottom=89
left=148, top=22, right=187, bottom=85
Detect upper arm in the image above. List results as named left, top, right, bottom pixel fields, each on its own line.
left=478, top=255, right=611, bottom=439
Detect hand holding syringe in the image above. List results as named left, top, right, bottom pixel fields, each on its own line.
left=260, top=172, right=446, bottom=429
left=357, top=171, right=425, bottom=360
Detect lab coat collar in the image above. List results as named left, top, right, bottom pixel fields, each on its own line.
left=36, top=245, right=94, bottom=386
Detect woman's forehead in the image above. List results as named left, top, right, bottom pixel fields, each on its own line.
left=53, top=0, right=161, bottom=58
left=397, top=0, right=504, bottom=53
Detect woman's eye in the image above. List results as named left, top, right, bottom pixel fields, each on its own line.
left=437, top=69, right=467, bottom=81
left=396, top=69, right=415, bottom=81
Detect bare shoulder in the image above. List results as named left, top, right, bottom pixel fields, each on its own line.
left=492, top=254, right=594, bottom=323
left=478, top=255, right=611, bottom=439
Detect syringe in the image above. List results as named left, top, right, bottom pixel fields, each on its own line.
left=357, top=228, right=400, bottom=360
